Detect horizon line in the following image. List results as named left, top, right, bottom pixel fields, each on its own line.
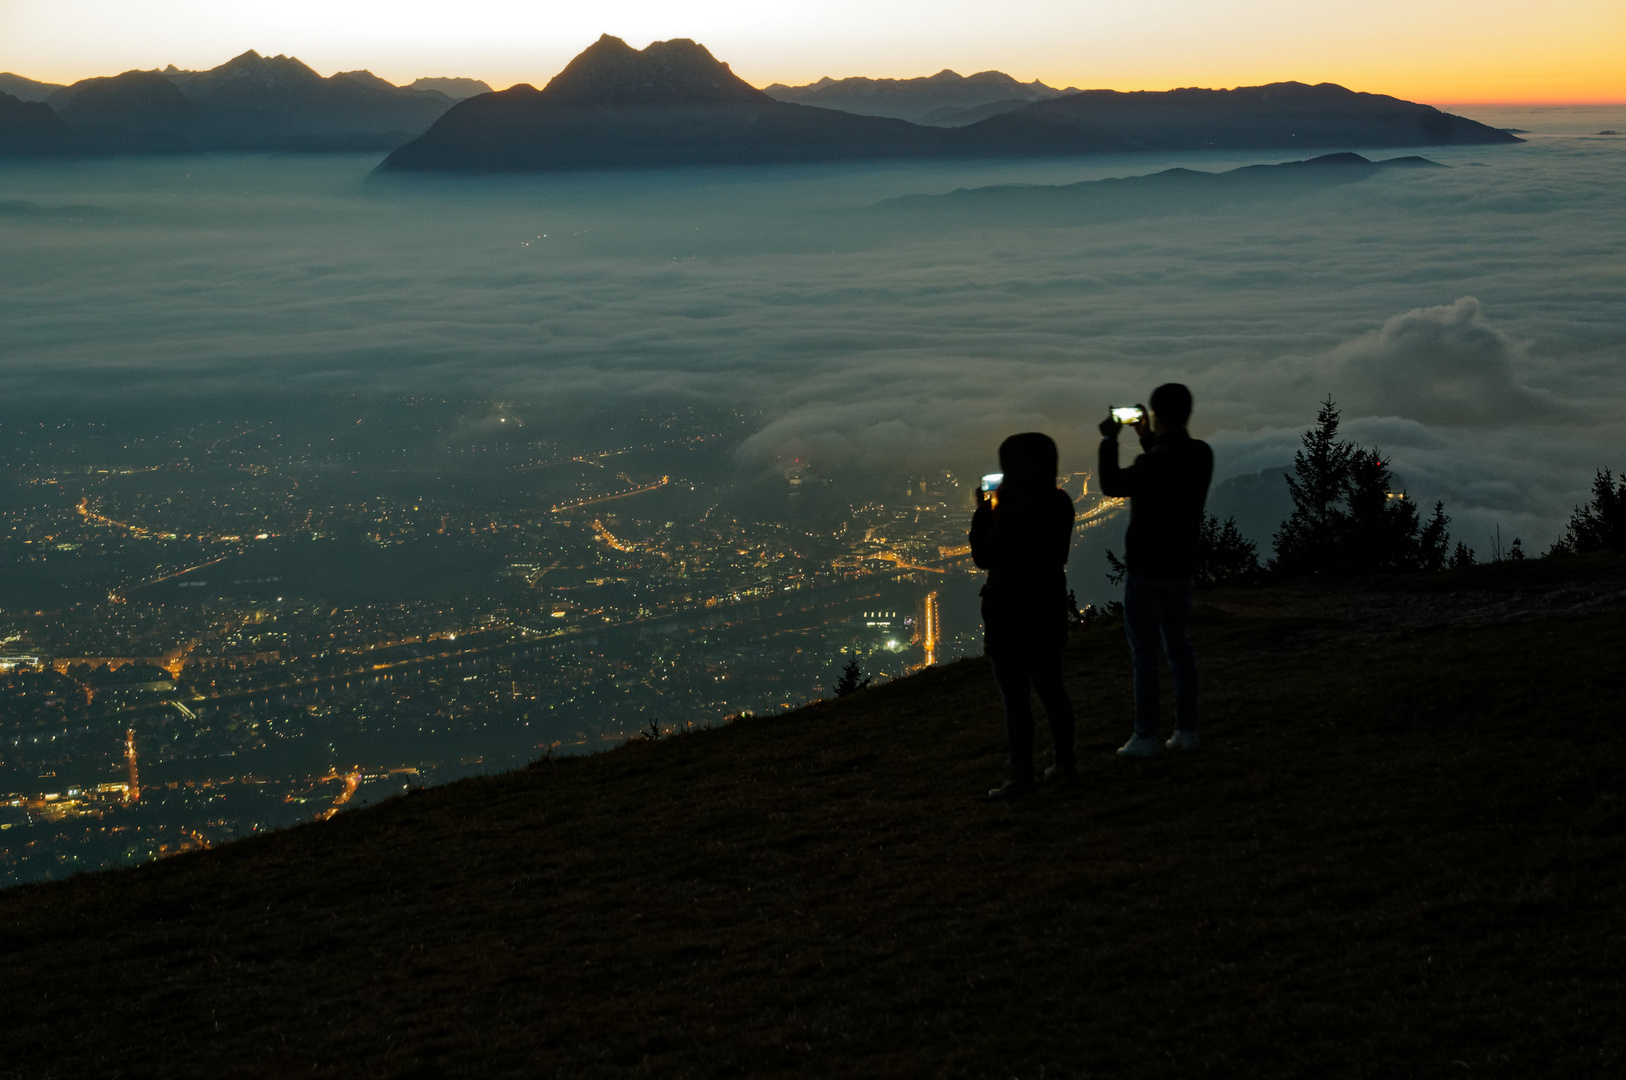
left=2, top=51, right=1623, bottom=108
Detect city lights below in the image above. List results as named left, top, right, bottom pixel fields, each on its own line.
left=921, top=590, right=940, bottom=668
left=551, top=476, right=670, bottom=514
left=1, top=414, right=1122, bottom=886
left=124, top=728, right=140, bottom=805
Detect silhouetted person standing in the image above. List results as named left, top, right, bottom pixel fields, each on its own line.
left=970, top=432, right=1077, bottom=799
left=1098, top=384, right=1213, bottom=755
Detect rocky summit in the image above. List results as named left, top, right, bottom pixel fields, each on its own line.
left=537, top=34, right=769, bottom=108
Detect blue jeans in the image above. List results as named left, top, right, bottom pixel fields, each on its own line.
left=990, top=653, right=1075, bottom=784
left=1123, top=572, right=1198, bottom=738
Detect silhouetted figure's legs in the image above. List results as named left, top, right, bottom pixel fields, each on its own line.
left=991, top=656, right=1037, bottom=786
left=1160, top=585, right=1199, bottom=734
left=992, top=653, right=1075, bottom=783
left=1124, top=573, right=1198, bottom=738
left=1030, top=660, right=1076, bottom=772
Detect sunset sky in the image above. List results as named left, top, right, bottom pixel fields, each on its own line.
left=2, top=0, right=1621, bottom=103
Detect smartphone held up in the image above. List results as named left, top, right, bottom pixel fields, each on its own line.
left=1110, top=406, right=1145, bottom=426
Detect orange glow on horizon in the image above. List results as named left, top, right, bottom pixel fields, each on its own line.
left=0, top=3, right=1620, bottom=107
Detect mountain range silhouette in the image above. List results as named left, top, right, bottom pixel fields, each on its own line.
left=381, top=35, right=1518, bottom=172
left=0, top=51, right=464, bottom=153
left=764, top=69, right=1078, bottom=125
left=0, top=91, right=77, bottom=154
left=876, top=152, right=1448, bottom=225
left=1, top=37, right=1519, bottom=164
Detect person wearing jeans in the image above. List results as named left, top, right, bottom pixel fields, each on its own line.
left=1123, top=573, right=1198, bottom=740
left=1097, top=384, right=1213, bottom=755
left=970, top=432, right=1077, bottom=799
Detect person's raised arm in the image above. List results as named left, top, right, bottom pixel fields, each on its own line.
left=1097, top=411, right=1136, bottom=498
left=969, top=487, right=997, bottom=568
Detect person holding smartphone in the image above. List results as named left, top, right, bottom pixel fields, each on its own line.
left=969, top=432, right=1078, bottom=800
left=1097, top=383, right=1214, bottom=755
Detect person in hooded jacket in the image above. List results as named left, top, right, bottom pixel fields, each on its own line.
left=969, top=432, right=1078, bottom=800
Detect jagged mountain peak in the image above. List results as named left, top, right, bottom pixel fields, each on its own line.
left=333, top=69, right=400, bottom=93
left=409, top=77, right=493, bottom=101
left=212, top=51, right=322, bottom=82
left=539, top=34, right=768, bottom=107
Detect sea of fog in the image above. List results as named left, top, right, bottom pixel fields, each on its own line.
left=2, top=103, right=1623, bottom=551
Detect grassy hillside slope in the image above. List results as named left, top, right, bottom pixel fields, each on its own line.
left=3, top=557, right=1624, bottom=1078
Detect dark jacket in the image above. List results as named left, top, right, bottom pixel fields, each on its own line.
left=969, top=484, right=1076, bottom=657
left=1098, top=429, right=1214, bottom=579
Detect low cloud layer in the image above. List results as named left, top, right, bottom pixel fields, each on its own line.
left=1, top=122, right=1623, bottom=549
left=1331, top=296, right=1555, bottom=425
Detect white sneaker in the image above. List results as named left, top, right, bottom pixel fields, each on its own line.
left=1165, top=730, right=1200, bottom=751
left=1116, top=734, right=1161, bottom=757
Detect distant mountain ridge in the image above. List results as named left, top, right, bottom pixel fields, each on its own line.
left=877, top=152, right=1447, bottom=225
left=409, top=77, right=493, bottom=101
left=763, top=69, right=1078, bottom=125
left=0, top=72, right=65, bottom=103
left=3, top=39, right=1520, bottom=163
left=0, top=52, right=489, bottom=155
left=381, top=36, right=1518, bottom=173
left=0, top=91, right=78, bottom=154
left=39, top=51, right=457, bottom=152
left=958, top=82, right=1513, bottom=153
left=382, top=35, right=957, bottom=172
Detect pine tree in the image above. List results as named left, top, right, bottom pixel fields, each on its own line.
left=1270, top=398, right=1461, bottom=577
left=1417, top=502, right=1451, bottom=572
left=1343, top=448, right=1422, bottom=573
left=1548, top=468, right=1626, bottom=555
left=833, top=657, right=871, bottom=697
left=1272, top=397, right=1354, bottom=575
left=1450, top=541, right=1476, bottom=569
left=1194, top=514, right=1261, bottom=587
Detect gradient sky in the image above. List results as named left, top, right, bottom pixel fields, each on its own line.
left=1, top=0, right=1621, bottom=102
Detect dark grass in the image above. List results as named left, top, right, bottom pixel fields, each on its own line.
left=3, top=558, right=1625, bottom=1078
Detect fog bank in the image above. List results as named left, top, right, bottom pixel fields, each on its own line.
left=2, top=107, right=1622, bottom=550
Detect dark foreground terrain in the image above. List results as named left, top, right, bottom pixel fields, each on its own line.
left=3, top=556, right=1624, bottom=1078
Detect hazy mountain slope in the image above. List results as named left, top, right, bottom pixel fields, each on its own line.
left=915, top=96, right=1038, bottom=126
left=43, top=51, right=458, bottom=152
left=381, top=35, right=958, bottom=171
left=0, top=90, right=80, bottom=154
left=48, top=70, right=199, bottom=151
left=0, top=72, right=65, bottom=103
left=877, top=152, right=1448, bottom=224
left=410, top=77, right=494, bottom=100
left=762, top=68, right=1075, bottom=122
left=3, top=556, right=1623, bottom=1077
left=333, top=68, right=451, bottom=102
left=962, top=81, right=1521, bottom=153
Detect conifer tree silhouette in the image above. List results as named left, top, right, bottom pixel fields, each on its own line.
left=1271, top=398, right=1455, bottom=576
left=1548, top=468, right=1626, bottom=555
left=1345, top=448, right=1422, bottom=572
left=1272, top=397, right=1354, bottom=575
left=1418, top=502, right=1451, bottom=572
left=1194, top=515, right=1260, bottom=587
left=833, top=657, right=872, bottom=697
